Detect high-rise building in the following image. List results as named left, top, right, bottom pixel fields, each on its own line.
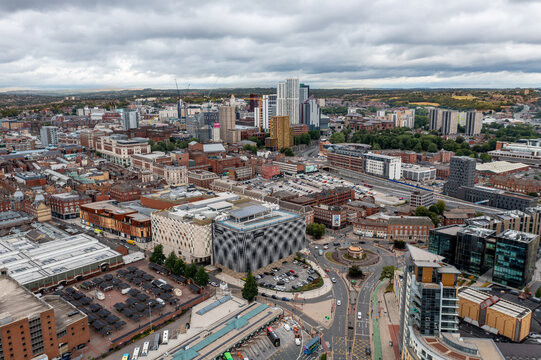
left=122, top=109, right=139, bottom=130
left=442, top=156, right=476, bottom=197
left=428, top=108, right=443, bottom=131
left=40, top=125, right=58, bottom=147
left=492, top=229, right=539, bottom=288
left=199, top=111, right=219, bottom=143
left=219, top=106, right=239, bottom=144
left=399, top=245, right=460, bottom=352
left=300, top=96, right=320, bottom=129
left=277, top=78, right=300, bottom=125
left=265, top=115, right=292, bottom=151
left=299, top=84, right=309, bottom=104
left=465, top=111, right=483, bottom=136
left=441, top=110, right=458, bottom=135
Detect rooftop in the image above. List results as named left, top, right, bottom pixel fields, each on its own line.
left=0, top=274, right=51, bottom=324
left=218, top=208, right=300, bottom=231
left=43, top=295, right=86, bottom=329
left=497, top=229, right=538, bottom=243
left=476, top=161, right=528, bottom=174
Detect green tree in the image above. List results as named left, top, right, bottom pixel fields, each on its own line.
left=306, top=223, right=326, bottom=239
left=535, top=287, right=541, bottom=298
left=479, top=153, right=492, bottom=163
left=308, top=130, right=321, bottom=140
left=279, top=147, right=294, bottom=156
left=528, top=192, right=538, bottom=197
left=172, top=258, right=186, bottom=276
left=300, top=133, right=311, bottom=145
left=185, top=263, right=198, bottom=279
left=164, top=251, right=178, bottom=271
left=434, top=200, right=446, bottom=214
left=349, top=265, right=364, bottom=277
left=330, top=132, right=346, bottom=144
left=194, top=266, right=209, bottom=286
left=149, top=244, right=166, bottom=265
left=243, top=144, right=258, bottom=154
left=242, top=271, right=258, bottom=302
left=427, top=143, right=438, bottom=153
left=414, top=206, right=430, bottom=217
left=380, top=265, right=396, bottom=281
left=393, top=240, right=406, bottom=249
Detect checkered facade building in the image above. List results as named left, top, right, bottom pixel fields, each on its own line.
left=212, top=212, right=306, bottom=272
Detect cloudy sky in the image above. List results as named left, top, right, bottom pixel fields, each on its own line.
left=2, top=0, right=541, bottom=90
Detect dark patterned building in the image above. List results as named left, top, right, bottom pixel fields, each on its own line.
left=213, top=205, right=306, bottom=273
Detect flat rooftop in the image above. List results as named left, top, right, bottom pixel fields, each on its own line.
left=171, top=296, right=282, bottom=360
left=458, top=288, right=530, bottom=319
left=497, top=229, right=538, bottom=243
left=0, top=275, right=50, bottom=324
left=43, top=295, right=86, bottom=329
left=218, top=208, right=299, bottom=231
left=0, top=233, right=121, bottom=287
left=476, top=161, right=528, bottom=174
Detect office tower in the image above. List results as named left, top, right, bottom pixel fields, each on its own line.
left=219, top=106, right=237, bottom=144
left=442, top=156, right=476, bottom=197
left=428, top=108, right=443, bottom=131
left=398, top=245, right=459, bottom=351
left=265, top=116, right=292, bottom=151
left=299, top=84, right=309, bottom=104
left=492, top=230, right=539, bottom=288
left=441, top=110, right=458, bottom=135
left=248, top=93, right=258, bottom=112
left=465, top=111, right=483, bottom=136
left=300, top=96, right=321, bottom=129
left=40, top=125, right=58, bottom=146
left=122, top=109, right=139, bottom=130
left=277, top=78, right=300, bottom=125
left=199, top=111, right=219, bottom=142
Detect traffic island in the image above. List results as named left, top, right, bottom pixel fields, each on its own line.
left=330, top=246, right=380, bottom=267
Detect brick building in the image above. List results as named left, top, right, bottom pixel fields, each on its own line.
left=261, top=164, right=281, bottom=179
left=14, top=172, right=47, bottom=187
left=354, top=216, right=434, bottom=242
left=110, top=184, right=141, bottom=202
left=0, top=271, right=90, bottom=360
left=313, top=205, right=348, bottom=229
left=80, top=201, right=152, bottom=242
left=187, top=170, right=219, bottom=188
left=50, top=192, right=92, bottom=219
left=489, top=175, right=541, bottom=195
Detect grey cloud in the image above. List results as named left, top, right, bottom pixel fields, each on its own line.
left=0, top=0, right=541, bottom=89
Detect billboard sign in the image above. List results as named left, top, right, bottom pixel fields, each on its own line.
left=305, top=164, right=318, bottom=173
left=332, top=215, right=341, bottom=228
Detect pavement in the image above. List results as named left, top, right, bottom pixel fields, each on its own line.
left=373, top=279, right=401, bottom=360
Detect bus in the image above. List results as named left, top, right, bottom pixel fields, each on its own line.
left=132, top=347, right=140, bottom=360
left=141, top=341, right=150, bottom=357
left=121, top=354, right=130, bottom=360
left=266, top=327, right=280, bottom=347
left=151, top=333, right=161, bottom=350
left=223, top=353, right=233, bottom=360
left=162, top=330, right=169, bottom=345
left=303, top=336, right=321, bottom=355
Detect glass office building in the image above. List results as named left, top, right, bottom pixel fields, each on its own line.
left=493, top=230, right=539, bottom=288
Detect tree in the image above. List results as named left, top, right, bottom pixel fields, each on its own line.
left=279, top=147, right=294, bottom=156
left=479, top=153, right=492, bottom=163
left=308, top=130, right=321, bottom=140
left=427, top=143, right=438, bottom=153
left=528, top=192, right=538, bottom=197
left=393, top=240, right=406, bottom=249
left=194, top=266, right=209, bottom=286
left=172, top=258, right=186, bottom=276
left=164, top=251, right=178, bottom=270
left=434, top=200, right=446, bottom=215
left=242, top=271, right=258, bottom=302
left=349, top=265, right=364, bottom=278
left=185, top=263, right=197, bottom=279
left=535, top=286, right=541, bottom=298
left=243, top=144, right=258, bottom=154
left=306, top=223, right=326, bottom=239
left=149, top=244, right=166, bottom=265
left=380, top=265, right=396, bottom=281
left=414, top=206, right=430, bottom=217
left=330, top=132, right=345, bottom=144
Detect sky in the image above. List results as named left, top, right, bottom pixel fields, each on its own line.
left=2, top=0, right=541, bottom=90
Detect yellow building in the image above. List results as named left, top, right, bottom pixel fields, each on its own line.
left=458, top=287, right=531, bottom=342
left=266, top=115, right=292, bottom=151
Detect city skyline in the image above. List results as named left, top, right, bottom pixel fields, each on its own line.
left=2, top=0, right=541, bottom=90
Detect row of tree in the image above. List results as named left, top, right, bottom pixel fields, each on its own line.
left=149, top=245, right=209, bottom=286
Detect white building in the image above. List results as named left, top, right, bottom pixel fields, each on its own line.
left=40, top=126, right=58, bottom=147
left=363, top=153, right=401, bottom=180
left=122, top=109, right=139, bottom=130
left=277, top=78, right=300, bottom=125
left=401, top=164, right=436, bottom=182
left=159, top=106, right=178, bottom=121
left=151, top=192, right=240, bottom=263
left=95, top=135, right=150, bottom=166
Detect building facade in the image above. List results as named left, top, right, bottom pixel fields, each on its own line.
left=40, top=126, right=58, bottom=147
left=465, top=111, right=483, bottom=136
left=266, top=116, right=292, bottom=151
left=276, top=78, right=300, bottom=125
left=363, top=153, right=401, bottom=180
left=442, top=156, right=476, bottom=197
left=95, top=135, right=151, bottom=166
left=50, top=192, right=92, bottom=219
left=213, top=205, right=305, bottom=273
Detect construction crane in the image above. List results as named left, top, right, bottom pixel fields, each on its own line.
left=243, top=96, right=263, bottom=132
